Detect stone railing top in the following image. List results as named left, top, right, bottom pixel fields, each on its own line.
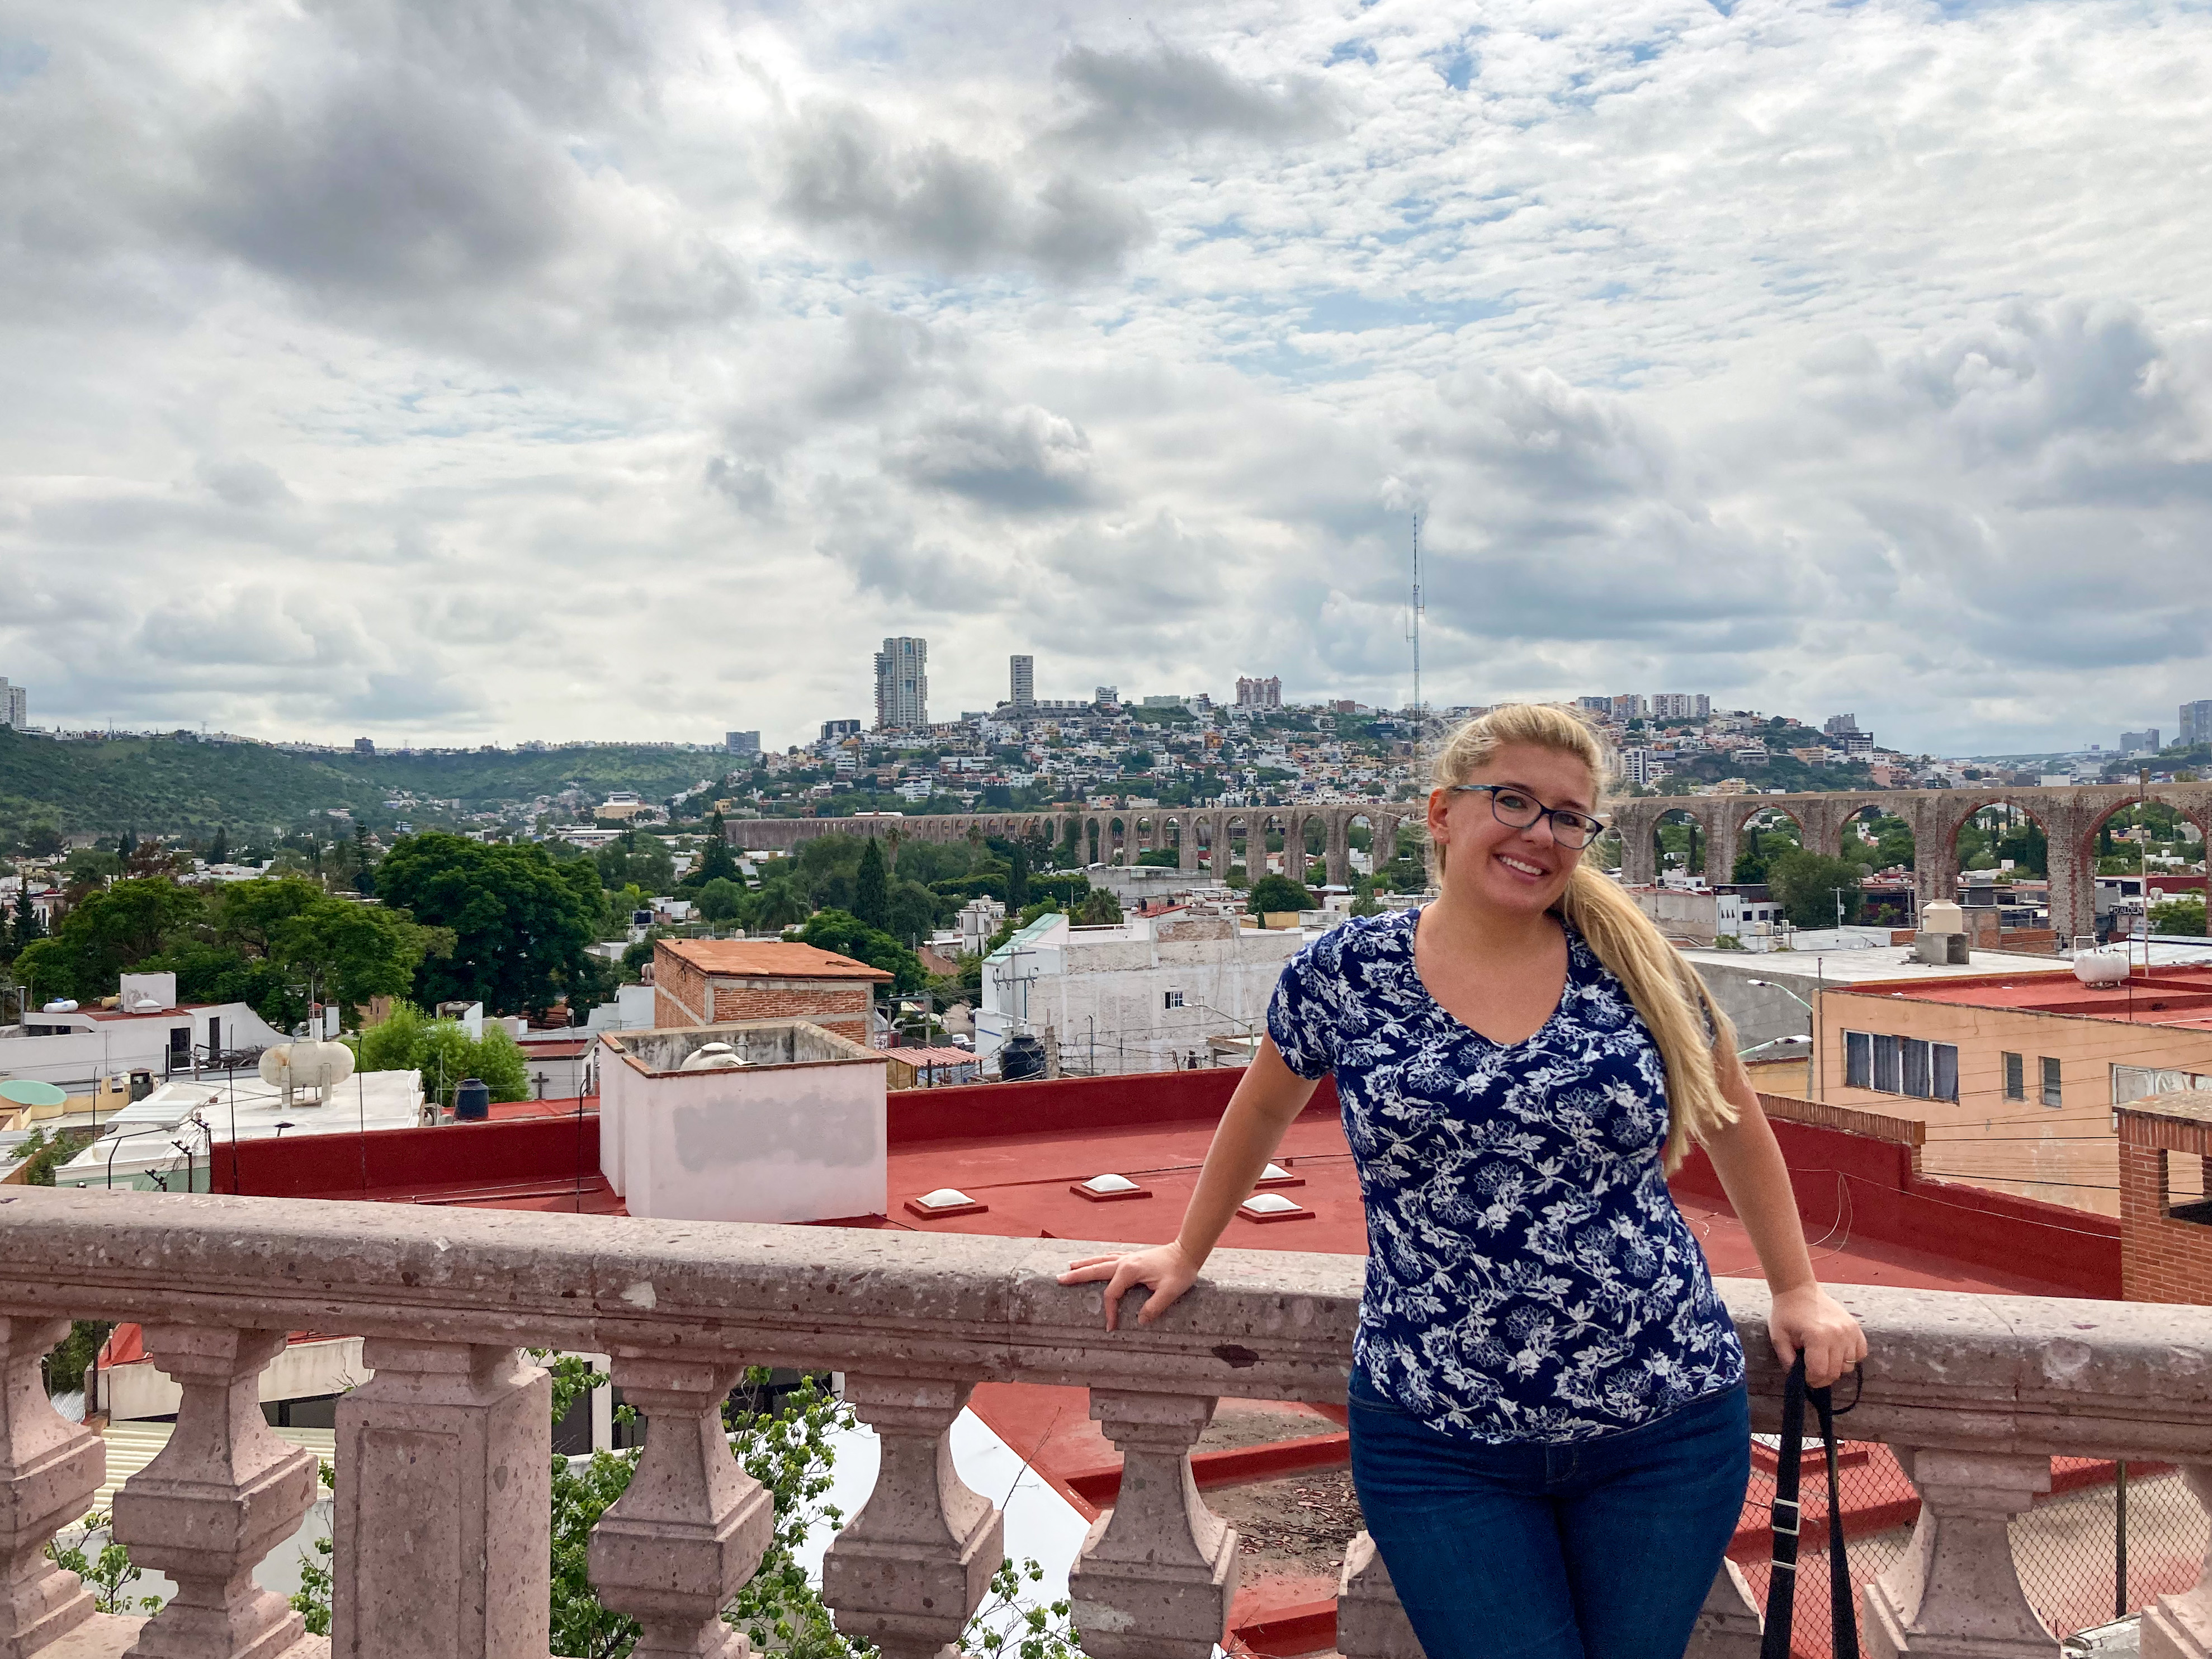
left=3, top=1188, right=2209, bottom=1458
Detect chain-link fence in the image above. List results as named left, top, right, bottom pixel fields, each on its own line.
left=1734, top=1441, right=2209, bottom=1659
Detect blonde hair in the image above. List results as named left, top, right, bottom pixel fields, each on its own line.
left=1429, top=702, right=1740, bottom=1172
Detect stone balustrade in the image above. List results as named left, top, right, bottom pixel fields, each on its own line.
left=1, top=1187, right=2209, bottom=1659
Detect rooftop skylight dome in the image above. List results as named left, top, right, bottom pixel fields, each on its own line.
left=1237, top=1190, right=1313, bottom=1224
left=904, top=1187, right=989, bottom=1219
left=1070, top=1172, right=1152, bottom=1202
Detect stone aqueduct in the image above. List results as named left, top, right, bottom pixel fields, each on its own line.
left=725, top=782, right=2212, bottom=942
left=724, top=805, right=1409, bottom=892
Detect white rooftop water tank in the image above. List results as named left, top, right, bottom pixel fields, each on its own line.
left=2073, top=946, right=2130, bottom=987
left=1921, top=901, right=1965, bottom=935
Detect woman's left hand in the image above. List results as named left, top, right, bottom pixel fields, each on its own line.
left=1767, top=1283, right=1868, bottom=1388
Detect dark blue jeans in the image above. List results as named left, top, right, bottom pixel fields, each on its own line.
left=1347, top=1368, right=1750, bottom=1659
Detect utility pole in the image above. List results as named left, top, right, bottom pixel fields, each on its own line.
left=1406, top=508, right=1425, bottom=758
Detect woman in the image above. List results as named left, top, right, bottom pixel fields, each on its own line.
left=1061, top=703, right=1866, bottom=1659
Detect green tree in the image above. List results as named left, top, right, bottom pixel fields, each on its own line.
left=351, top=1001, right=532, bottom=1108
left=1766, top=850, right=1868, bottom=928
left=1246, top=875, right=1317, bottom=915
left=201, top=877, right=447, bottom=1017
left=854, top=838, right=890, bottom=930
left=374, top=834, right=603, bottom=1018
left=10, top=882, right=42, bottom=953
left=693, top=816, right=741, bottom=887
left=13, top=878, right=204, bottom=1003
left=752, top=880, right=809, bottom=933
left=797, top=909, right=924, bottom=994
left=697, top=877, right=746, bottom=924
left=45, top=1513, right=161, bottom=1617
left=2152, top=896, right=2206, bottom=937
left=595, top=832, right=675, bottom=896
left=886, top=878, right=939, bottom=944
left=1074, top=888, right=1122, bottom=925
left=352, top=822, right=376, bottom=896
left=207, top=825, right=229, bottom=864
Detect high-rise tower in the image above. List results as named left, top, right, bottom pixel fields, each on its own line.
left=1010, top=655, right=1034, bottom=709
left=874, top=638, right=929, bottom=730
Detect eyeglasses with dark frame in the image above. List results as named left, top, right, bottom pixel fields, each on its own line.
left=1445, top=784, right=1610, bottom=849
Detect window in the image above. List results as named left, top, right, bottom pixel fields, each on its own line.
left=1163, top=989, right=1185, bottom=1010
left=1846, top=1031, right=1958, bottom=1100
left=1933, top=1043, right=1959, bottom=1104
left=1874, top=1034, right=1902, bottom=1096
left=1845, top=1032, right=1872, bottom=1090
left=1902, top=1038, right=1931, bottom=1100
left=2003, top=1053, right=2024, bottom=1102
left=2112, top=1065, right=2212, bottom=1106
left=2041, top=1056, right=2063, bottom=1108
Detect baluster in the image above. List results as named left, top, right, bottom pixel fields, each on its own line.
left=0, top=1316, right=102, bottom=1658
left=1335, top=1532, right=1420, bottom=1659
left=587, top=1358, right=772, bottom=1659
left=332, top=1340, right=550, bottom=1659
left=1685, top=1561, right=1764, bottom=1659
left=1863, top=1448, right=2057, bottom=1659
left=1066, top=1391, right=1238, bottom=1659
left=112, top=1326, right=319, bottom=1659
left=821, top=1377, right=1001, bottom=1659
left=2144, top=1465, right=2212, bottom=1659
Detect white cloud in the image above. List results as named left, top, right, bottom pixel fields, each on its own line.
left=2, top=0, right=2209, bottom=751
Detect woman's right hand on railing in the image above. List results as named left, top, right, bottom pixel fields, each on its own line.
left=1059, top=1241, right=1204, bottom=1331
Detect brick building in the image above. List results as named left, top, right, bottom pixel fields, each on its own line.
left=2118, top=1093, right=2212, bottom=1303
left=651, top=940, right=890, bottom=1045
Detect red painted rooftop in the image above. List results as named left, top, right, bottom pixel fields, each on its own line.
left=1839, top=962, right=2212, bottom=1028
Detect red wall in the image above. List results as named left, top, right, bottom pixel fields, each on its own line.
left=887, top=1066, right=1339, bottom=1145
left=212, top=1114, right=601, bottom=1200
left=1670, top=1106, right=2121, bottom=1299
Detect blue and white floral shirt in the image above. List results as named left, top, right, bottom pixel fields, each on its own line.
left=1267, top=908, right=1744, bottom=1445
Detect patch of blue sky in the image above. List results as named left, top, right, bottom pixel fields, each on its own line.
left=1435, top=47, right=1478, bottom=91
left=0, top=39, right=49, bottom=91
left=1222, top=338, right=1369, bottom=386
left=831, top=25, right=904, bottom=64
left=1326, top=39, right=1378, bottom=68
left=565, top=142, right=625, bottom=177
left=1183, top=219, right=1250, bottom=245
left=1298, top=289, right=1513, bottom=334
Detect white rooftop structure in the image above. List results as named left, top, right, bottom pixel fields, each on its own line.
left=54, top=1069, right=426, bottom=1192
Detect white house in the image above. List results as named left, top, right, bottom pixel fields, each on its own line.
left=0, top=973, right=291, bottom=1094
left=978, top=910, right=1327, bottom=1076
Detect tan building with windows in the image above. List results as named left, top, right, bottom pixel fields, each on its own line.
left=1815, top=966, right=2212, bottom=1218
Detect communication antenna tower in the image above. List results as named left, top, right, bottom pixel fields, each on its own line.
left=1405, top=509, right=1425, bottom=751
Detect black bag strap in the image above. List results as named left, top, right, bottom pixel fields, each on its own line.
left=1761, top=1355, right=1860, bottom=1659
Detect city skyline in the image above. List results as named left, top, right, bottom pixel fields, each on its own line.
left=4, top=2, right=2210, bottom=754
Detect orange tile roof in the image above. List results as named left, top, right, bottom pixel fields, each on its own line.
left=659, top=939, right=891, bottom=981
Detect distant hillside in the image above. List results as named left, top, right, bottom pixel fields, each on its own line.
left=0, top=729, right=736, bottom=840
left=322, top=746, right=730, bottom=810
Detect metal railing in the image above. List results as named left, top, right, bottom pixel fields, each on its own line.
left=0, top=1188, right=2208, bottom=1658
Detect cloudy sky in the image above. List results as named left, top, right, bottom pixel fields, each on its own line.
left=4, top=0, right=2209, bottom=755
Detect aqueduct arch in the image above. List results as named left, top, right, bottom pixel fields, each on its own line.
left=718, top=787, right=2212, bottom=947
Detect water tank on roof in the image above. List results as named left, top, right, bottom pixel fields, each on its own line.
left=679, top=1041, right=747, bottom=1072
left=1000, top=1034, right=1046, bottom=1082
left=259, top=1041, right=355, bottom=1103
left=1921, top=901, right=1964, bottom=935
left=453, top=1077, right=491, bottom=1121
left=2073, top=946, right=2130, bottom=988
left=42, top=1000, right=77, bottom=1014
